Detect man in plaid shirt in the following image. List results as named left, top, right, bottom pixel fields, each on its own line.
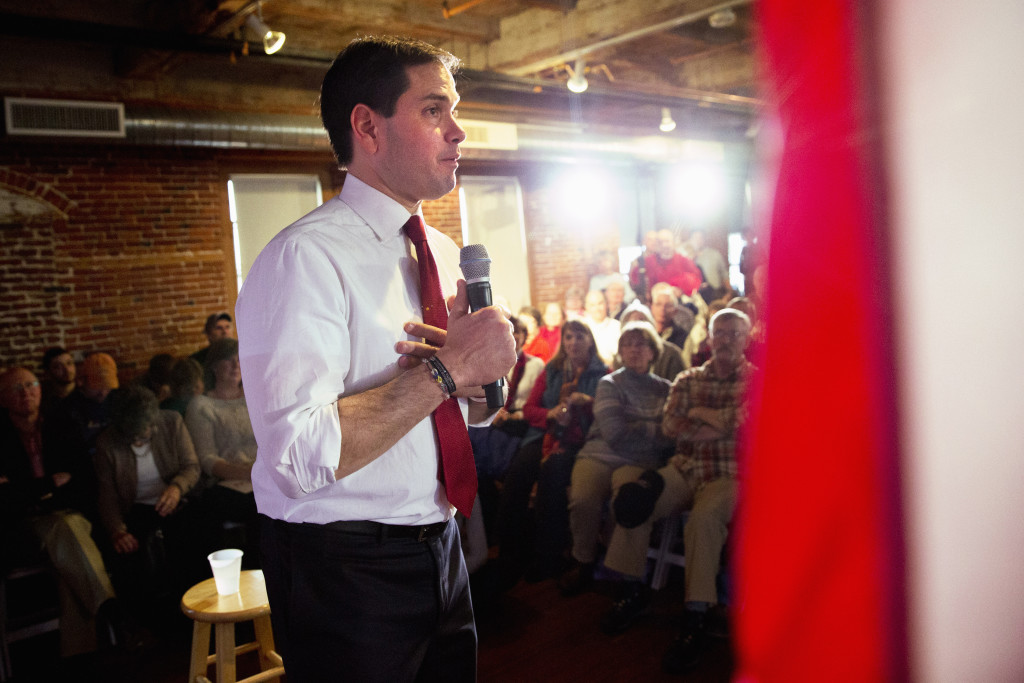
left=599, top=308, right=755, bottom=673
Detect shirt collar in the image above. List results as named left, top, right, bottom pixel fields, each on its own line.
left=339, top=174, right=422, bottom=241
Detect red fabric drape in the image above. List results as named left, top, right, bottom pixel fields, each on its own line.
left=734, top=1, right=907, bottom=681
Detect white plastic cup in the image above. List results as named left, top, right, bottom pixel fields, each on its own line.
left=207, top=548, right=244, bottom=595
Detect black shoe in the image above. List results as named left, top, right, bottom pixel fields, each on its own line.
left=662, top=610, right=706, bottom=674
left=600, top=582, right=650, bottom=635
left=704, top=604, right=730, bottom=639
left=97, top=598, right=149, bottom=652
left=558, top=560, right=595, bottom=597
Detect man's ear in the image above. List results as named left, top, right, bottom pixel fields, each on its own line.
left=350, top=103, right=380, bottom=155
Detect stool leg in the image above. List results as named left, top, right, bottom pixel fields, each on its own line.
left=189, top=622, right=211, bottom=683
left=215, top=622, right=237, bottom=683
left=253, top=615, right=282, bottom=681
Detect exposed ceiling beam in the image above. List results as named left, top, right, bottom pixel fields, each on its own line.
left=505, top=0, right=752, bottom=76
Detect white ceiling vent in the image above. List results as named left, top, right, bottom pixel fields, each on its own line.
left=4, top=97, right=126, bottom=138
left=459, top=119, right=518, bottom=151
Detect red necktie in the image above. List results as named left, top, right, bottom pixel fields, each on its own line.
left=403, top=215, right=478, bottom=516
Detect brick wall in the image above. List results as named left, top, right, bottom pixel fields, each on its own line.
left=1, top=145, right=738, bottom=380
left=1, top=143, right=237, bottom=378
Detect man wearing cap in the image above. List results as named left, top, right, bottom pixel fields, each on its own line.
left=190, top=312, right=234, bottom=369
left=600, top=308, right=755, bottom=673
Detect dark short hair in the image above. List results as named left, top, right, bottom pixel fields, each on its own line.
left=41, top=346, right=69, bottom=370
left=204, top=312, right=232, bottom=334
left=169, top=357, right=203, bottom=398
left=320, top=35, right=461, bottom=165
left=509, top=315, right=527, bottom=338
left=110, top=384, right=159, bottom=438
left=204, top=338, right=239, bottom=391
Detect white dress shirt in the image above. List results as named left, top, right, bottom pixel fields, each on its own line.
left=236, top=175, right=469, bottom=526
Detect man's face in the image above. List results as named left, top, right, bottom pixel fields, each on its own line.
left=373, top=62, right=465, bottom=210
left=709, top=315, right=750, bottom=371
left=584, top=292, right=607, bottom=322
left=47, top=353, right=76, bottom=384
left=0, top=368, right=42, bottom=417
left=656, top=230, right=675, bottom=259
left=605, top=282, right=625, bottom=309
left=650, top=294, right=675, bottom=327
left=207, top=319, right=233, bottom=343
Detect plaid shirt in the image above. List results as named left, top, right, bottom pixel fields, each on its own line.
left=662, top=358, right=756, bottom=485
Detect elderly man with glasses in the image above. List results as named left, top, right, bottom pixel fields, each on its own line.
left=0, top=366, right=141, bottom=655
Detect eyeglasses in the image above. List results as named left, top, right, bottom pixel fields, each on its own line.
left=4, top=379, right=40, bottom=395
left=712, top=330, right=748, bottom=341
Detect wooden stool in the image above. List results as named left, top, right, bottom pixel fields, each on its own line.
left=180, top=570, right=285, bottom=683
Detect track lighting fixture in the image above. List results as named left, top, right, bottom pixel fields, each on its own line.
left=659, top=107, right=677, bottom=132
left=245, top=4, right=285, bottom=55
left=566, top=58, right=588, bottom=93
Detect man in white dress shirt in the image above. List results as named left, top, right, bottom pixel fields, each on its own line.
left=235, top=36, right=515, bottom=682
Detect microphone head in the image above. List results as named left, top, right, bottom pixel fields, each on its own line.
left=459, top=244, right=491, bottom=280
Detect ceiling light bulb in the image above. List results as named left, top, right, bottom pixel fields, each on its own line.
left=708, top=9, right=737, bottom=28
left=659, top=107, right=676, bottom=133
left=263, top=30, right=286, bottom=54
left=567, top=58, right=588, bottom=93
left=245, top=14, right=286, bottom=54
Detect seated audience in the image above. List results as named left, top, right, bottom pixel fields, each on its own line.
left=538, top=302, right=564, bottom=356
left=588, top=249, right=636, bottom=307
left=559, top=322, right=673, bottom=597
left=40, top=346, right=76, bottom=417
left=687, top=299, right=728, bottom=369
left=185, top=338, right=259, bottom=563
left=517, top=305, right=553, bottom=363
left=583, top=290, right=620, bottom=367
left=564, top=285, right=586, bottom=320
left=726, top=296, right=765, bottom=364
left=61, top=351, right=119, bottom=457
left=604, top=279, right=629, bottom=320
left=629, top=231, right=660, bottom=304
left=630, top=229, right=702, bottom=297
left=469, top=316, right=545, bottom=532
left=94, top=385, right=202, bottom=608
left=160, top=357, right=204, bottom=417
left=650, top=282, right=692, bottom=348
left=600, top=309, right=755, bottom=674
left=0, top=366, right=140, bottom=656
left=190, top=311, right=234, bottom=378
left=618, top=300, right=685, bottom=382
left=689, top=229, right=733, bottom=304
left=135, top=353, right=174, bottom=403
left=497, top=320, right=608, bottom=585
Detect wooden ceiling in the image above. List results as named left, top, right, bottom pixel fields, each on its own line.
left=0, top=0, right=760, bottom=141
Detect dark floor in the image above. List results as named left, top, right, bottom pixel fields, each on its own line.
left=4, top=564, right=734, bottom=682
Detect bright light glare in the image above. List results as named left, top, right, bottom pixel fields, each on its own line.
left=666, top=164, right=727, bottom=222
left=553, top=168, right=613, bottom=227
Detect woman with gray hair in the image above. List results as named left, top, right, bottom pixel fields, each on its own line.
left=94, top=384, right=201, bottom=604
left=559, top=321, right=675, bottom=596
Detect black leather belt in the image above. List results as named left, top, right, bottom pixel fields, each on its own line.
left=322, top=519, right=449, bottom=542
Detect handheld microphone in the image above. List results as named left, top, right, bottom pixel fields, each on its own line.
left=459, top=244, right=505, bottom=410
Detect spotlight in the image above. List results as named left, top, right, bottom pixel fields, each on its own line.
left=245, top=13, right=286, bottom=55
left=659, top=107, right=677, bottom=133
left=566, top=58, right=588, bottom=93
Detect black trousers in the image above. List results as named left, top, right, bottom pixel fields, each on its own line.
left=259, top=514, right=477, bottom=683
